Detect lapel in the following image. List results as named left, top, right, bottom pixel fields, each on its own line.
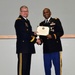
left=43, top=17, right=53, bottom=25
left=49, top=17, right=53, bottom=24
left=19, top=15, right=27, bottom=22
left=19, top=15, right=30, bottom=27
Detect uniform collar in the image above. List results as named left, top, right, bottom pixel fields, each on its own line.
left=19, top=15, right=28, bottom=21
left=45, top=17, right=52, bottom=23
left=47, top=17, right=51, bottom=21
left=23, top=17, right=27, bottom=20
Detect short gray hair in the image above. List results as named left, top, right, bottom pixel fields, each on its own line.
left=20, top=5, right=28, bottom=11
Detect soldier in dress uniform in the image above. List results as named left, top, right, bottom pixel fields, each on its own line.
left=38, top=8, right=64, bottom=75
left=14, top=5, right=37, bottom=75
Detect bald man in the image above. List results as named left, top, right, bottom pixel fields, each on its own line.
left=39, top=8, right=64, bottom=75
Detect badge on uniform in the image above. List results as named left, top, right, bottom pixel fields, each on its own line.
left=50, top=27, right=54, bottom=32
left=50, top=22, right=55, bottom=26
left=25, top=22, right=28, bottom=27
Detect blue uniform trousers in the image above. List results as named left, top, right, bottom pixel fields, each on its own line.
left=43, top=52, right=62, bottom=75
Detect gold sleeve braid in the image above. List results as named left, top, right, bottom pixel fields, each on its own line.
left=53, top=34, right=57, bottom=39
left=30, top=36, right=35, bottom=42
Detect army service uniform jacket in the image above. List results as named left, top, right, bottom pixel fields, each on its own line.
left=15, top=15, right=36, bottom=54
left=39, top=17, right=64, bottom=53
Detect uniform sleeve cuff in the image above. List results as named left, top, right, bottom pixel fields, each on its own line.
left=53, top=34, right=57, bottom=39
left=30, top=36, right=36, bottom=42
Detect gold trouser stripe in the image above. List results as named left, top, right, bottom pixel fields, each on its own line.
left=60, top=52, right=62, bottom=75
left=19, top=53, right=22, bottom=75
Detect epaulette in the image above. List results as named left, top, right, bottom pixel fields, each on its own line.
left=16, top=18, right=21, bottom=20
left=54, top=17, right=58, bottom=20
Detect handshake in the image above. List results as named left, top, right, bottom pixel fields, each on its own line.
left=33, top=26, right=52, bottom=45
left=36, top=38, right=42, bottom=45
left=33, top=31, right=52, bottom=45
left=33, top=31, right=42, bottom=45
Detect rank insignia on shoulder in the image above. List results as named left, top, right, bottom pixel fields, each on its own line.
left=16, top=18, right=21, bottom=20
left=50, top=22, right=55, bottom=26
left=55, top=17, right=58, bottom=20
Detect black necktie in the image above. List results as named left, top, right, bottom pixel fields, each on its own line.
left=45, top=19, right=48, bottom=23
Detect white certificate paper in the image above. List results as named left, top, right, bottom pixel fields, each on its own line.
left=37, top=26, right=49, bottom=36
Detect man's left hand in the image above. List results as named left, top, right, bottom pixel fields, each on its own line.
left=47, top=34, right=52, bottom=39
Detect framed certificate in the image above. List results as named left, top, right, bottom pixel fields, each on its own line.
left=37, top=26, right=49, bottom=36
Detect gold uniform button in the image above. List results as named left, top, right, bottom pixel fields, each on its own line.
left=22, top=40, right=24, bottom=42
left=57, top=41, right=58, bottom=43
left=27, top=29, right=28, bottom=31
left=47, top=38, right=49, bottom=39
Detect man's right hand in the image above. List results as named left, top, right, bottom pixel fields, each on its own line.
left=36, top=39, right=41, bottom=45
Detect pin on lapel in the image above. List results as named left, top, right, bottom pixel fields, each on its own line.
left=25, top=22, right=28, bottom=27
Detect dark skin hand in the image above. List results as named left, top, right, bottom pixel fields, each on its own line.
left=47, top=34, right=52, bottom=39
left=43, top=8, right=52, bottom=39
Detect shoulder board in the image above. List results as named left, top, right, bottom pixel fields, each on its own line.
left=16, top=18, right=21, bottom=20
left=54, top=17, right=58, bottom=20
